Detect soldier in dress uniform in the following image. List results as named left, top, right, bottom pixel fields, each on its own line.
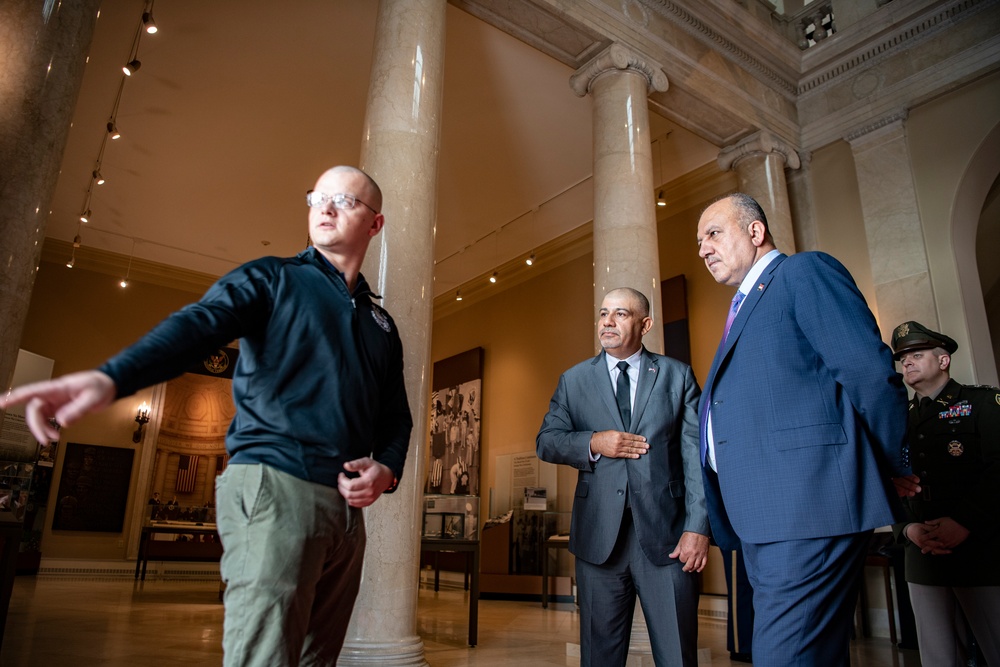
left=891, top=320, right=1000, bottom=666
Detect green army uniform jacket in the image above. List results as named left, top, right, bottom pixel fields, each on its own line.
left=899, top=379, right=1000, bottom=586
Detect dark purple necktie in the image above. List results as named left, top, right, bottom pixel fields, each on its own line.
left=723, top=291, right=746, bottom=342
left=700, top=291, right=746, bottom=465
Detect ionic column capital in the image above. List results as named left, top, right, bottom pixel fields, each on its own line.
left=569, top=43, right=668, bottom=97
left=718, top=129, right=801, bottom=172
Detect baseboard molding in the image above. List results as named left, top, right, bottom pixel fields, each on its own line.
left=35, top=557, right=220, bottom=580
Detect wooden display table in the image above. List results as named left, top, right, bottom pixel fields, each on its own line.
left=541, top=534, right=570, bottom=608
left=134, top=523, right=222, bottom=581
left=420, top=537, right=480, bottom=646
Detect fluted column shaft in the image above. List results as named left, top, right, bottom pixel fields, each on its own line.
left=718, top=130, right=801, bottom=254
left=572, top=44, right=667, bottom=355
left=340, top=1, right=445, bottom=665
left=846, top=112, right=935, bottom=340
left=0, top=1, right=100, bottom=396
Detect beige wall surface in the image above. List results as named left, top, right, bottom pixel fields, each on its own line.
left=430, top=254, right=595, bottom=517
left=657, top=199, right=737, bottom=386
left=807, top=141, right=879, bottom=325
left=19, top=261, right=201, bottom=560
left=907, top=72, right=1000, bottom=385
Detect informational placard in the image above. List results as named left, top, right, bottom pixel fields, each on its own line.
left=511, top=452, right=538, bottom=509
left=0, top=413, right=36, bottom=463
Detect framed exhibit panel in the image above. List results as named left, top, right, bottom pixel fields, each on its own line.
left=426, top=348, right=483, bottom=498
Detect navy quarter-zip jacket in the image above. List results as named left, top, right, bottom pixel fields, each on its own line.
left=100, top=246, right=412, bottom=488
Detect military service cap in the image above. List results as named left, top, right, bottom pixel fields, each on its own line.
left=891, top=321, right=958, bottom=360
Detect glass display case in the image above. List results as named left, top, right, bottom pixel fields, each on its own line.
left=422, top=494, right=479, bottom=540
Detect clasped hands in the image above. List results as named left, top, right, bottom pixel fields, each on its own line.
left=904, top=517, right=970, bottom=555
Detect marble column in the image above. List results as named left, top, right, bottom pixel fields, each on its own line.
left=339, top=1, right=445, bottom=665
left=0, top=1, right=100, bottom=396
left=570, top=43, right=666, bottom=663
left=846, top=111, right=936, bottom=340
left=787, top=151, right=819, bottom=252
left=153, top=449, right=169, bottom=496
left=718, top=129, right=801, bottom=254
left=571, top=44, right=668, bottom=355
left=203, top=454, right=219, bottom=506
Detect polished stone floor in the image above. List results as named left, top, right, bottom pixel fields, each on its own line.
left=1, top=576, right=922, bottom=666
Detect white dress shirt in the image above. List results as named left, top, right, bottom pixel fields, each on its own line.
left=707, top=249, right=781, bottom=471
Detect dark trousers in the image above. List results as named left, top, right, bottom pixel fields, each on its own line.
left=743, top=531, right=871, bottom=667
left=575, top=509, right=699, bottom=667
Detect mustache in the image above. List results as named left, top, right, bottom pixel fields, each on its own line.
left=600, top=328, right=619, bottom=336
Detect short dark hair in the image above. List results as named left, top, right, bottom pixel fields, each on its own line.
left=709, top=192, right=771, bottom=240
left=607, top=287, right=650, bottom=319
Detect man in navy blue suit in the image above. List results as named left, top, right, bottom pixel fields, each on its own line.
left=695, top=193, right=918, bottom=666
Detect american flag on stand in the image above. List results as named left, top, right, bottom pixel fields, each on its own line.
left=176, top=455, right=199, bottom=493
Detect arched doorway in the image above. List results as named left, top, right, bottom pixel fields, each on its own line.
left=952, top=121, right=1000, bottom=385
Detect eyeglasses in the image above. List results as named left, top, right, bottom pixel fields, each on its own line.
left=305, top=190, right=378, bottom=214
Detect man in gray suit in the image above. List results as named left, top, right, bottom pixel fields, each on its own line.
left=537, top=287, right=709, bottom=667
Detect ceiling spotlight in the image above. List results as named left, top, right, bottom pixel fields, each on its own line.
left=489, top=272, right=498, bottom=284
left=66, top=256, right=75, bottom=269
left=656, top=190, right=666, bottom=207
left=121, top=239, right=136, bottom=289
left=142, top=11, right=157, bottom=34
left=123, top=59, right=141, bottom=76
left=93, top=169, right=105, bottom=185
left=80, top=209, right=91, bottom=223
left=107, top=121, right=121, bottom=139
left=73, top=234, right=82, bottom=248
left=455, top=290, right=462, bottom=301
left=526, top=253, right=535, bottom=266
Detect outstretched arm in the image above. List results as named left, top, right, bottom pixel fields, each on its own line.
left=1, top=371, right=117, bottom=442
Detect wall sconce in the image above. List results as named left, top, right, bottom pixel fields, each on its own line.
left=133, top=401, right=150, bottom=442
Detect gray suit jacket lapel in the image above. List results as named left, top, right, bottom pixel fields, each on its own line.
left=630, top=349, right=658, bottom=430
left=592, top=352, right=626, bottom=431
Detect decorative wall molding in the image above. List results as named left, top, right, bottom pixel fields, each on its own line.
left=640, top=0, right=798, bottom=97
left=845, top=109, right=909, bottom=143
left=798, top=0, right=997, bottom=96
left=569, top=42, right=668, bottom=96
left=41, top=238, right=218, bottom=294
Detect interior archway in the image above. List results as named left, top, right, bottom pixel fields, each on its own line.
left=952, top=121, right=1000, bottom=385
